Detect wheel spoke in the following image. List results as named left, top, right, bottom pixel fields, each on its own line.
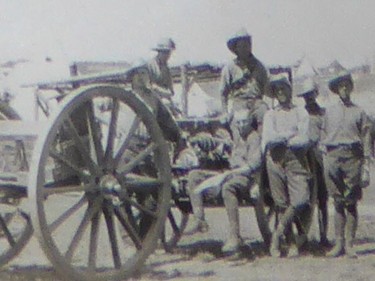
left=44, top=182, right=95, bottom=195
left=64, top=197, right=103, bottom=261
left=0, top=215, right=15, bottom=246
left=88, top=209, right=101, bottom=270
left=103, top=203, right=121, bottom=269
left=167, top=210, right=180, bottom=235
left=63, top=118, right=99, bottom=175
left=87, top=102, right=104, bottom=165
left=49, top=148, right=90, bottom=178
left=104, top=98, right=119, bottom=165
left=113, top=206, right=142, bottom=250
left=49, top=196, right=87, bottom=232
left=113, top=117, right=140, bottom=166
left=117, top=143, right=156, bottom=175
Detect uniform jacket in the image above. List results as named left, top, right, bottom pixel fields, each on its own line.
left=219, top=55, right=268, bottom=113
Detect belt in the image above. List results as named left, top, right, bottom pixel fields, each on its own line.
left=326, top=142, right=361, bottom=152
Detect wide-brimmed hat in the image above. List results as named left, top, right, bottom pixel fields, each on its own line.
left=226, top=28, right=252, bottom=53
left=269, top=73, right=292, bottom=97
left=328, top=70, right=353, bottom=94
left=297, top=78, right=318, bottom=97
left=152, top=38, right=176, bottom=52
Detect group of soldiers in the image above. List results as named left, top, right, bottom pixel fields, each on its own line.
left=130, top=28, right=372, bottom=259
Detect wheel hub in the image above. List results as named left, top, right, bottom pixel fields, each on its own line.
left=98, top=174, right=121, bottom=194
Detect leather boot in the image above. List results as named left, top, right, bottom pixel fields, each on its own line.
left=345, top=204, right=358, bottom=258
left=270, top=206, right=296, bottom=257
left=327, top=203, right=345, bottom=257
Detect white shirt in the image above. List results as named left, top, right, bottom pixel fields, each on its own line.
left=261, top=105, right=311, bottom=154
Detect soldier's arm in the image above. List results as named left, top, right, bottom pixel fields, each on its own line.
left=359, top=111, right=372, bottom=159
left=151, top=84, right=174, bottom=98
left=219, top=66, right=231, bottom=114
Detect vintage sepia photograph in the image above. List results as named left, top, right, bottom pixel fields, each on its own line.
left=0, top=1, right=374, bottom=280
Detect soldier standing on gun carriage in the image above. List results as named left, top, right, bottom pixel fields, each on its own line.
left=322, top=70, right=371, bottom=258
left=297, top=79, right=329, bottom=246
left=262, top=73, right=312, bottom=258
left=220, top=28, right=269, bottom=133
left=147, top=38, right=181, bottom=117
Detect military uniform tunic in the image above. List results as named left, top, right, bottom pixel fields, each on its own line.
left=321, top=100, right=371, bottom=204
left=219, top=55, right=268, bottom=145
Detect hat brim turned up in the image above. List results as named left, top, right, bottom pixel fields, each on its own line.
left=328, top=73, right=353, bottom=94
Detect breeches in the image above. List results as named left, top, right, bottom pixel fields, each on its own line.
left=266, top=150, right=311, bottom=209
left=323, top=147, right=362, bottom=205
left=221, top=172, right=259, bottom=203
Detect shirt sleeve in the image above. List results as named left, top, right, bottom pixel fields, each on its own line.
left=219, top=65, right=231, bottom=113
left=359, top=110, right=372, bottom=158
left=261, top=110, right=273, bottom=154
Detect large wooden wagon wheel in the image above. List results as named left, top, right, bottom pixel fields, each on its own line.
left=254, top=156, right=318, bottom=249
left=0, top=103, right=33, bottom=267
left=29, top=85, right=172, bottom=281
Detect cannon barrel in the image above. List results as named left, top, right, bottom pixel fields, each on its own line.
left=22, top=68, right=134, bottom=90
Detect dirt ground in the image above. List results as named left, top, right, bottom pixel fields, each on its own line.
left=0, top=166, right=374, bottom=281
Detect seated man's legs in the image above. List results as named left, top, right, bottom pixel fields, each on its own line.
left=186, top=169, right=219, bottom=233
left=222, top=173, right=256, bottom=252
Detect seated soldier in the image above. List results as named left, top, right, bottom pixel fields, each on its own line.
left=186, top=112, right=263, bottom=255
left=184, top=128, right=232, bottom=234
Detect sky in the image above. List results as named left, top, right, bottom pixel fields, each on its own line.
left=1, top=0, right=375, bottom=69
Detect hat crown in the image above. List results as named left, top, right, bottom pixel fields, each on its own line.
left=298, top=78, right=318, bottom=97
left=153, top=38, right=176, bottom=51
left=330, top=70, right=351, bottom=82
left=269, top=73, right=291, bottom=88
left=227, top=28, right=251, bottom=42
left=226, top=28, right=252, bottom=53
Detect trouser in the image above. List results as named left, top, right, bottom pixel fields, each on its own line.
left=186, top=170, right=220, bottom=221
left=222, top=171, right=259, bottom=239
left=323, top=144, right=363, bottom=205
left=266, top=148, right=311, bottom=210
left=324, top=144, right=363, bottom=253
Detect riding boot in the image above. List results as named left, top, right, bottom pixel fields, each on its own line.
left=222, top=187, right=242, bottom=253
left=270, top=206, right=296, bottom=257
left=345, top=204, right=358, bottom=258
left=327, top=203, right=345, bottom=257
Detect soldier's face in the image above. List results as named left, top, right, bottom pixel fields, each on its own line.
left=303, top=93, right=317, bottom=106
left=235, top=38, right=252, bottom=59
left=274, top=83, right=292, bottom=106
left=337, top=80, right=352, bottom=102
left=158, top=50, right=172, bottom=62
